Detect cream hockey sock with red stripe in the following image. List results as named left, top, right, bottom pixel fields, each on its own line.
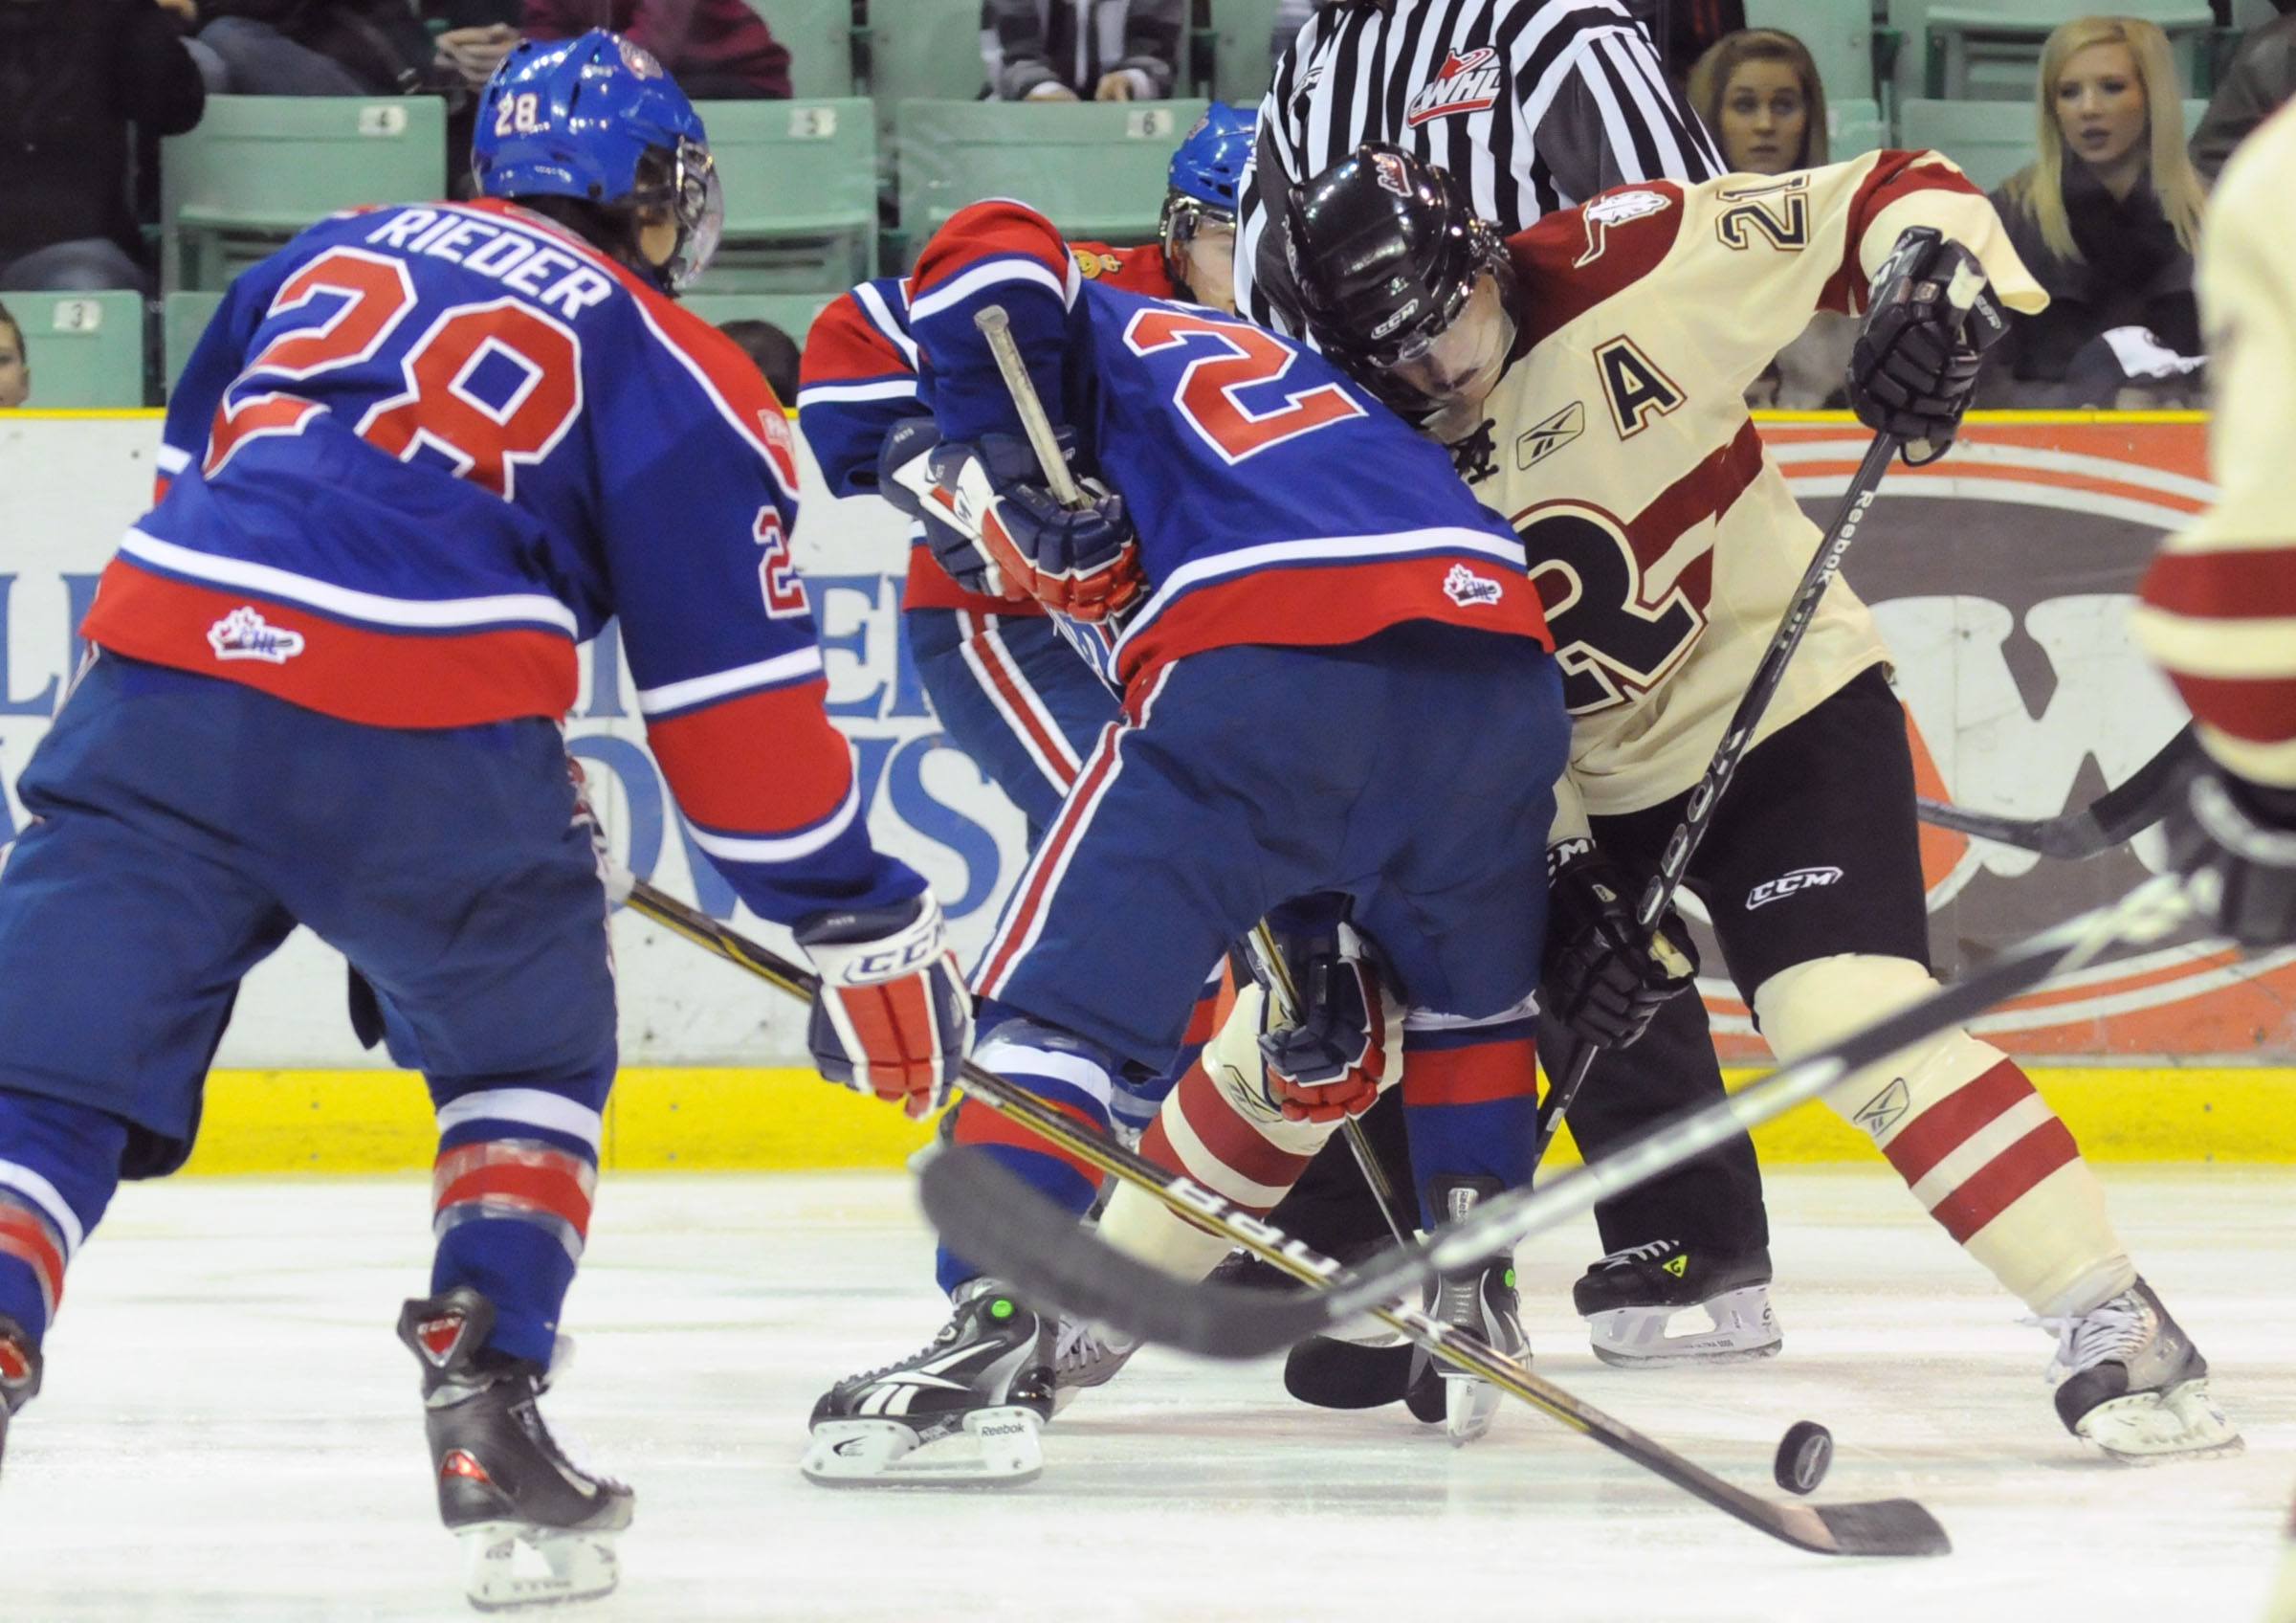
left=1756, top=954, right=2135, bottom=1319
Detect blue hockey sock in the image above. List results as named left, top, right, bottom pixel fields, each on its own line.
left=0, top=1088, right=130, bottom=1345
left=1399, top=1022, right=1541, bottom=1229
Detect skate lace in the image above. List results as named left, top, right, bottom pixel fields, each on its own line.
left=2029, top=1292, right=2149, bottom=1384
left=841, top=1303, right=969, bottom=1386
left=1053, top=1317, right=1135, bottom=1375
left=1596, top=1239, right=1680, bottom=1270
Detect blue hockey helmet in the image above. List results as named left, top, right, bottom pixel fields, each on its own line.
left=1160, top=102, right=1257, bottom=301
left=471, top=30, right=722, bottom=295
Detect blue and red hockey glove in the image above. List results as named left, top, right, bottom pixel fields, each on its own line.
left=1255, top=923, right=1404, bottom=1124
left=794, top=892, right=972, bottom=1119
left=924, top=432, right=1146, bottom=624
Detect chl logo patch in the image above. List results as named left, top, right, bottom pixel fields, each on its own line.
left=1853, top=1077, right=1911, bottom=1138
left=1443, top=564, right=1504, bottom=608
left=1574, top=188, right=1673, bottom=268
left=1745, top=864, right=1843, bottom=910
left=1405, top=48, right=1503, bottom=127
left=207, top=606, right=305, bottom=664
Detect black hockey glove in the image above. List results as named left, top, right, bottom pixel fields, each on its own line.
left=1540, top=839, right=1700, bottom=1051
left=2163, top=767, right=2296, bottom=948
left=1848, top=227, right=2010, bottom=467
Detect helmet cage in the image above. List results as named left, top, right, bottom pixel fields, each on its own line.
left=1159, top=189, right=1235, bottom=300
left=630, top=136, right=722, bottom=294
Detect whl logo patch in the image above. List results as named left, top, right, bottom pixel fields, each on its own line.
left=207, top=606, right=304, bottom=664
left=1444, top=564, right=1503, bottom=608
left=1406, top=48, right=1503, bottom=127
left=1746, top=864, right=1842, bottom=909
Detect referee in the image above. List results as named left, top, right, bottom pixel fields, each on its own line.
left=1237, top=0, right=1725, bottom=330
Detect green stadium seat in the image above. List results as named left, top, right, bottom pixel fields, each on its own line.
left=164, top=290, right=226, bottom=396
left=896, top=100, right=1210, bottom=255
left=162, top=96, right=447, bottom=293
left=1886, top=1, right=2212, bottom=106
left=679, top=290, right=839, bottom=340
left=1825, top=97, right=1889, bottom=161
left=1897, top=98, right=2036, bottom=191
left=696, top=98, right=877, bottom=292
left=762, top=0, right=856, bottom=99
left=1211, top=0, right=1286, bottom=105
left=4, top=293, right=144, bottom=409
left=863, top=0, right=986, bottom=159
left=1746, top=0, right=1875, bottom=104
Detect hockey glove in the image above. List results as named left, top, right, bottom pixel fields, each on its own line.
left=1539, top=839, right=1699, bottom=1052
left=1255, top=922, right=1406, bottom=1123
left=1849, top=226, right=2009, bottom=467
left=926, top=432, right=1145, bottom=623
left=877, top=417, right=1022, bottom=602
left=794, top=892, right=973, bottom=1119
left=2164, top=767, right=2296, bottom=949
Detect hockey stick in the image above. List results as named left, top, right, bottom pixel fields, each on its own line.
left=1916, top=723, right=2200, bottom=860
left=1529, top=431, right=1900, bottom=1169
left=925, top=869, right=2197, bottom=1366
left=975, top=302, right=1416, bottom=1244
left=614, top=875, right=1948, bottom=1557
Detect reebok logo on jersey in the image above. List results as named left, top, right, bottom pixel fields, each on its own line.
left=1853, top=1078, right=1911, bottom=1138
left=1746, top=865, right=1843, bottom=909
left=1444, top=565, right=1503, bottom=608
left=1406, top=48, right=1503, bottom=128
left=1516, top=401, right=1585, bottom=468
left=1574, top=189, right=1674, bottom=267
left=207, top=606, right=305, bottom=665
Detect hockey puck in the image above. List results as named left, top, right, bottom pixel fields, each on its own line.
left=1773, top=1420, right=1833, bottom=1495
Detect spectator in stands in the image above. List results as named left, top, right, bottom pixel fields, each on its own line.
left=430, top=4, right=521, bottom=97
left=0, top=0, right=208, bottom=293
left=2191, top=0, right=2296, bottom=180
left=522, top=1, right=790, bottom=99
left=0, top=302, right=29, bottom=409
left=1988, top=16, right=2209, bottom=407
left=718, top=317, right=800, bottom=402
left=1689, top=28, right=1850, bottom=409
left=196, top=0, right=463, bottom=98
left=1658, top=0, right=1745, bottom=81
left=986, top=0, right=1181, bottom=101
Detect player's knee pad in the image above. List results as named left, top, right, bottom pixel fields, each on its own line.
left=1751, top=953, right=1976, bottom=1118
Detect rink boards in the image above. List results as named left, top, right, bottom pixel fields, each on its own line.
left=4, top=409, right=2292, bottom=1171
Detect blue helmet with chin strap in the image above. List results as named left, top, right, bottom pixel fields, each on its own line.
left=470, top=29, right=722, bottom=295
left=1160, top=101, right=1257, bottom=300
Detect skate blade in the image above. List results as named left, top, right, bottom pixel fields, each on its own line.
left=1585, top=1286, right=1783, bottom=1368
left=801, top=1407, right=1044, bottom=1488
left=457, top=1522, right=620, bottom=1612
left=1442, top=1375, right=1501, bottom=1447
left=2078, top=1378, right=2244, bottom=1464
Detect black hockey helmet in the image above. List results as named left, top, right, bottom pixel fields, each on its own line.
left=1280, top=144, right=1507, bottom=411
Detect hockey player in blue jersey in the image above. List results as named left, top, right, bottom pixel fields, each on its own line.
left=800, top=195, right=1575, bottom=1481
left=0, top=32, right=968, bottom=1609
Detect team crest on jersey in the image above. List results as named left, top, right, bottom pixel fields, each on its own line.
left=1443, top=564, right=1503, bottom=608
left=207, top=606, right=305, bottom=664
left=1405, top=48, right=1503, bottom=128
left=1516, top=401, right=1585, bottom=468
left=1574, top=189, right=1674, bottom=268
left=1071, top=247, right=1124, bottom=281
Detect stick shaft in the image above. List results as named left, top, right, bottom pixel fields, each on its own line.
left=973, top=304, right=1084, bottom=507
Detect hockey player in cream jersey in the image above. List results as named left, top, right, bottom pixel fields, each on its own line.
left=1250, top=143, right=2241, bottom=1461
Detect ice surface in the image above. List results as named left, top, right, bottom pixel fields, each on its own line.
left=2, top=1168, right=2288, bottom=1621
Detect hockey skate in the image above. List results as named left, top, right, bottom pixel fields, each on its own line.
left=1573, top=1240, right=1783, bottom=1367
left=1405, top=1177, right=1525, bottom=1445
left=1050, top=1314, right=1138, bottom=1414
left=398, top=1290, right=632, bottom=1612
left=2039, top=1277, right=2241, bottom=1463
left=0, top=1313, right=40, bottom=1473
left=803, top=1278, right=1055, bottom=1487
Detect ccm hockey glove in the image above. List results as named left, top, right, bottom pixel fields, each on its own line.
left=795, top=892, right=972, bottom=1119
left=1539, top=839, right=1699, bottom=1051
left=926, top=432, right=1145, bottom=623
left=1849, top=226, right=2009, bottom=466
left=1256, top=922, right=1405, bottom=1123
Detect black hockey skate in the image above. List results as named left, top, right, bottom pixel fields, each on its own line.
left=1403, top=1177, right=1526, bottom=1445
left=803, top=1278, right=1055, bottom=1487
left=0, top=1313, right=40, bottom=1474
left=2042, top=1277, right=2241, bottom=1462
left=398, top=1289, right=632, bottom=1612
left=1573, top=1240, right=1782, bottom=1367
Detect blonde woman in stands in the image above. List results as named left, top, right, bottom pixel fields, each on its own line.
left=1688, top=27, right=1852, bottom=410
left=1989, top=15, right=2210, bottom=406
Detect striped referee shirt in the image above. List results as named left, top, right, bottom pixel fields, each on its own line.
left=1236, top=0, right=1725, bottom=330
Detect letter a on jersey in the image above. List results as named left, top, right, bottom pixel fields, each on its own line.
left=1593, top=337, right=1685, bottom=439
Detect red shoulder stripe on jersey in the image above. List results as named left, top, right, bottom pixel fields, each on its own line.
left=801, top=293, right=914, bottom=391
left=2139, top=546, right=2296, bottom=620
left=646, top=678, right=855, bottom=835
left=1623, top=418, right=1766, bottom=569
left=2162, top=670, right=2296, bottom=746
left=1507, top=182, right=1687, bottom=351
left=82, top=558, right=577, bottom=726
left=911, top=199, right=1075, bottom=305
left=1821, top=151, right=1988, bottom=315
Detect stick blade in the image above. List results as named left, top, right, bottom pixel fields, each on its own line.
left=916, top=1147, right=1335, bottom=1358
left=1807, top=1498, right=1954, bottom=1558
